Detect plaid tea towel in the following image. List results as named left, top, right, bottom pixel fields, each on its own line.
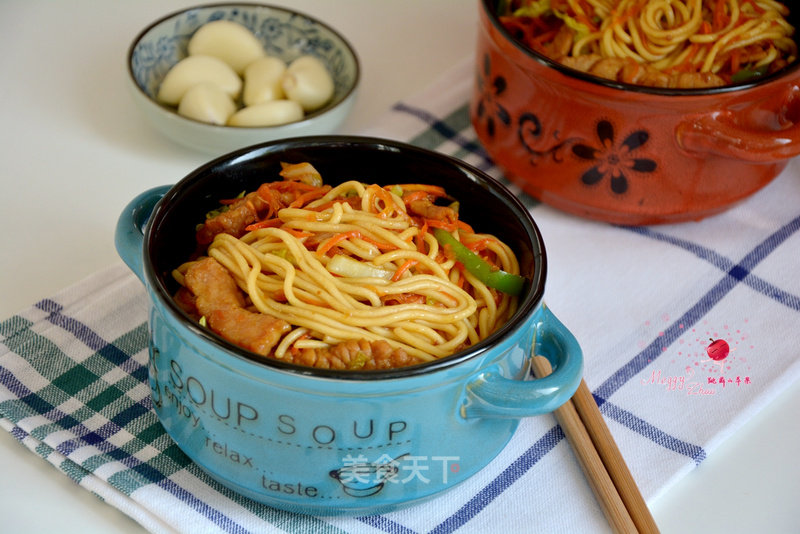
left=2, top=57, right=800, bottom=533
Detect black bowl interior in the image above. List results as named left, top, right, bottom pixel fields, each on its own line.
left=145, top=136, right=546, bottom=378
left=483, top=0, right=800, bottom=95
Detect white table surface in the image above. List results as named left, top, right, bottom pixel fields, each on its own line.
left=0, top=1, right=797, bottom=533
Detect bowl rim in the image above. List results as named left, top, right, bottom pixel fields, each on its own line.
left=142, top=135, right=548, bottom=381
left=480, top=0, right=800, bottom=96
left=126, top=2, right=361, bottom=130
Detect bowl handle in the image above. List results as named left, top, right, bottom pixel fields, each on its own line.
left=463, top=304, right=583, bottom=419
left=114, top=186, right=170, bottom=283
left=676, top=84, right=800, bottom=162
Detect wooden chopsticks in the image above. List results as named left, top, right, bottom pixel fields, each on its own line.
left=531, top=356, right=660, bottom=534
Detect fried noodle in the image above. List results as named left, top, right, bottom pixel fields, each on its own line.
left=173, top=164, right=522, bottom=369
left=500, top=0, right=796, bottom=87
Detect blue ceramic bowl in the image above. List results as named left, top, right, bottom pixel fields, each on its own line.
left=115, top=136, right=583, bottom=515
left=127, top=3, right=360, bottom=155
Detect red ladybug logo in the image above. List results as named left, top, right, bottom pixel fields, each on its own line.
left=706, top=338, right=730, bottom=361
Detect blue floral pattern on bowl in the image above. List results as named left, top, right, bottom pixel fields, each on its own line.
left=126, top=4, right=359, bottom=154
left=129, top=4, right=358, bottom=114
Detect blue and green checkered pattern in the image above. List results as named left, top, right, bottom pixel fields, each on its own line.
left=2, top=61, right=800, bottom=533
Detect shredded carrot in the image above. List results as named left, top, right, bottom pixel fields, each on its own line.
left=456, top=220, right=475, bottom=234
left=613, top=4, right=635, bottom=27
left=270, top=180, right=318, bottom=192
left=289, top=186, right=332, bottom=208
left=576, top=0, right=593, bottom=15
left=391, top=259, right=418, bottom=282
left=359, top=234, right=398, bottom=251
left=402, top=191, right=429, bottom=204
left=390, top=184, right=448, bottom=198
left=422, top=218, right=475, bottom=233
left=669, top=43, right=701, bottom=74
left=452, top=263, right=467, bottom=289
left=256, top=184, right=283, bottom=215
left=424, top=219, right=457, bottom=232
left=729, top=48, right=741, bottom=75
left=316, top=230, right=361, bottom=256
left=456, top=275, right=465, bottom=290
left=713, top=0, right=728, bottom=30
left=464, top=237, right=494, bottom=253
left=284, top=228, right=313, bottom=239
left=245, top=218, right=283, bottom=231
left=369, top=185, right=397, bottom=218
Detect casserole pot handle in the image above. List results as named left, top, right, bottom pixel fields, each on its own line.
left=114, top=186, right=170, bottom=283
left=676, top=84, right=800, bottom=162
left=463, top=304, right=583, bottom=419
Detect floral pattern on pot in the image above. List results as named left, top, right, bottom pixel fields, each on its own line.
left=572, top=121, right=658, bottom=195
left=474, top=55, right=511, bottom=138
left=475, top=53, right=658, bottom=197
left=473, top=0, right=800, bottom=224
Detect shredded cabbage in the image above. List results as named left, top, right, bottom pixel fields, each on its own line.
left=553, top=10, right=590, bottom=42
left=510, top=1, right=590, bottom=44
left=512, top=0, right=550, bottom=17
left=327, top=254, right=393, bottom=280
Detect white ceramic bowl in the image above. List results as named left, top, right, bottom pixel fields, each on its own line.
left=127, top=3, right=360, bottom=155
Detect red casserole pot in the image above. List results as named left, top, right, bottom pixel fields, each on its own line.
left=471, top=0, right=800, bottom=225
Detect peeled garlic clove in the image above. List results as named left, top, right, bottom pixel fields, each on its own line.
left=177, top=82, right=236, bottom=125
left=243, top=56, right=287, bottom=106
left=157, top=55, right=242, bottom=106
left=227, top=100, right=304, bottom=127
left=281, top=55, right=334, bottom=112
left=187, top=20, right=266, bottom=75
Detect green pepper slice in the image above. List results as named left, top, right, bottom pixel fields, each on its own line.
left=731, top=65, right=769, bottom=83
left=433, top=228, right=526, bottom=295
